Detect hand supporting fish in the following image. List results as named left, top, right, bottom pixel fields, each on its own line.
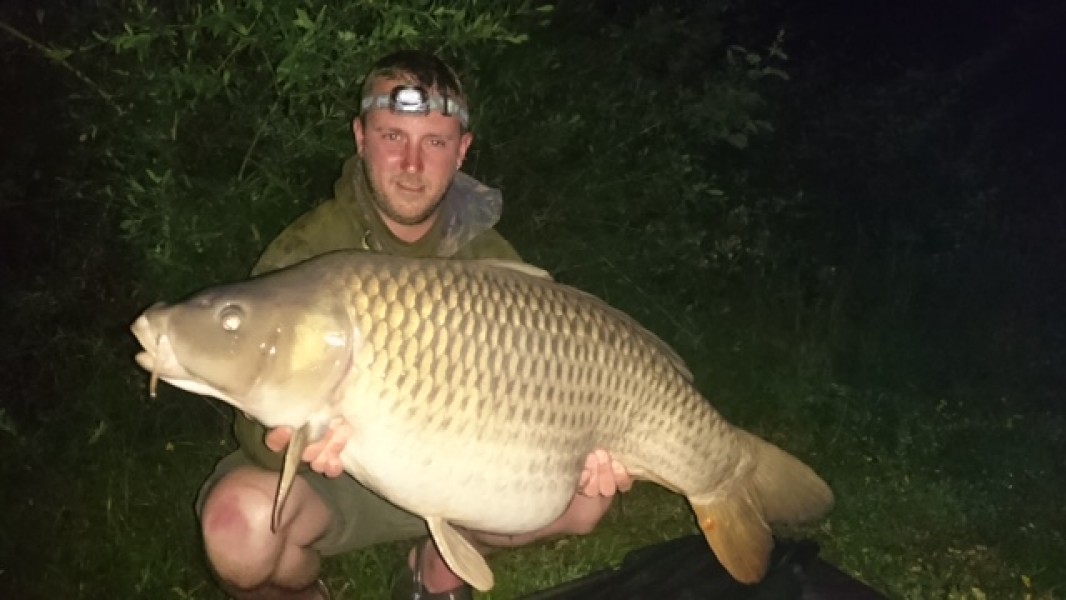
left=265, top=420, right=353, bottom=478
left=265, top=421, right=634, bottom=497
left=578, top=449, right=633, bottom=497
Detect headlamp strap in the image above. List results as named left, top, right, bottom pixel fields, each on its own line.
left=360, top=85, right=469, bottom=127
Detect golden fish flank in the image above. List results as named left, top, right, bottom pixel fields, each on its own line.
left=130, top=250, right=834, bottom=592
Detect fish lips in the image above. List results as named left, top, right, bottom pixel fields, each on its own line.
left=131, top=313, right=232, bottom=401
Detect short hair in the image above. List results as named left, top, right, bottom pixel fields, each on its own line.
left=358, top=50, right=469, bottom=130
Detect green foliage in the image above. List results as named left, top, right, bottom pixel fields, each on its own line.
left=467, top=2, right=792, bottom=343
left=51, top=0, right=550, bottom=297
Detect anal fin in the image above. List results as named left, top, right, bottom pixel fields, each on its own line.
left=426, top=517, right=495, bottom=591
left=689, top=490, right=773, bottom=584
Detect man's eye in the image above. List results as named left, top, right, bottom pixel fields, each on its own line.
left=383, top=132, right=402, bottom=142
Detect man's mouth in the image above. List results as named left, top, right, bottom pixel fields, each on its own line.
left=395, top=179, right=425, bottom=193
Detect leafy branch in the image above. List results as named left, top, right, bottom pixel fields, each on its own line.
left=0, top=19, right=122, bottom=114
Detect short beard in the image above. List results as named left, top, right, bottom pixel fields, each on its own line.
left=372, top=190, right=444, bottom=227
left=362, top=160, right=447, bottom=227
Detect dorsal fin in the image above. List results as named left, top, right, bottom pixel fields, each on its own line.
left=474, top=259, right=554, bottom=281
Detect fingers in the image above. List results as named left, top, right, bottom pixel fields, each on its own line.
left=579, top=449, right=632, bottom=497
left=612, top=459, right=634, bottom=493
left=264, top=426, right=292, bottom=453
left=309, top=450, right=343, bottom=478
left=304, top=421, right=353, bottom=478
left=307, top=434, right=344, bottom=478
left=594, top=449, right=613, bottom=496
left=578, top=452, right=598, bottom=495
left=578, top=469, right=592, bottom=491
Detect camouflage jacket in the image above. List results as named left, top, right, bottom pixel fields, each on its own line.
left=236, top=155, right=521, bottom=470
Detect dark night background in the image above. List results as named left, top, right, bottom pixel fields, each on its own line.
left=1, top=0, right=1063, bottom=597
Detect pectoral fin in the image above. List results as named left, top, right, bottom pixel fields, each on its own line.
left=425, top=517, right=494, bottom=591
left=272, top=423, right=311, bottom=533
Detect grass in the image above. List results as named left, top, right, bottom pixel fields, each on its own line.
left=1, top=272, right=1063, bottom=599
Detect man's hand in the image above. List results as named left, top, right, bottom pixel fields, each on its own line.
left=577, top=448, right=633, bottom=497
left=264, top=419, right=353, bottom=478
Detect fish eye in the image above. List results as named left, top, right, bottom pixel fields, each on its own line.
left=219, top=304, right=244, bottom=332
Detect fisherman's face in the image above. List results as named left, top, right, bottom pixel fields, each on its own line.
left=354, top=77, right=473, bottom=238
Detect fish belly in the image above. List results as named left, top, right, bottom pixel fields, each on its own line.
left=339, top=415, right=589, bottom=533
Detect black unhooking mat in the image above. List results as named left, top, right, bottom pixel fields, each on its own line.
left=520, top=535, right=888, bottom=600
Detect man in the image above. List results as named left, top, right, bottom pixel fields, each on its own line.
left=197, top=50, right=631, bottom=600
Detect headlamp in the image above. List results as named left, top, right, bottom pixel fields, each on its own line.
left=360, top=85, right=469, bottom=127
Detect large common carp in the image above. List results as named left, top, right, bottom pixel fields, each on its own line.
left=130, top=250, right=833, bottom=591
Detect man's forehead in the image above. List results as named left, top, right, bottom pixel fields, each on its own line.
left=364, top=104, right=462, bottom=137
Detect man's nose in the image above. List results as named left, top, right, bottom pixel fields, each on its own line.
left=402, top=141, right=423, bottom=172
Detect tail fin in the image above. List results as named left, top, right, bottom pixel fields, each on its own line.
left=743, top=430, right=834, bottom=524
left=689, top=430, right=834, bottom=584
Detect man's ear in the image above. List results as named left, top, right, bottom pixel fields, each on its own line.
left=457, top=131, right=474, bottom=168
left=352, top=118, right=365, bottom=156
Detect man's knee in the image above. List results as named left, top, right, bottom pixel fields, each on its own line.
left=202, top=467, right=277, bottom=537
left=200, top=467, right=284, bottom=585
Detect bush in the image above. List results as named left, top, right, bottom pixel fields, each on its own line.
left=35, top=0, right=550, bottom=298
left=467, top=1, right=791, bottom=341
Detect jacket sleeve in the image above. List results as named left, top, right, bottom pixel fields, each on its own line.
left=233, top=411, right=285, bottom=470
left=456, top=228, right=524, bottom=261
left=251, top=201, right=348, bottom=276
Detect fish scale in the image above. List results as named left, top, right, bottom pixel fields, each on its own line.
left=131, top=250, right=833, bottom=592
left=353, top=259, right=675, bottom=509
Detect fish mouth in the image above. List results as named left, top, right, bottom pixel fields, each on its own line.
left=130, top=314, right=212, bottom=398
